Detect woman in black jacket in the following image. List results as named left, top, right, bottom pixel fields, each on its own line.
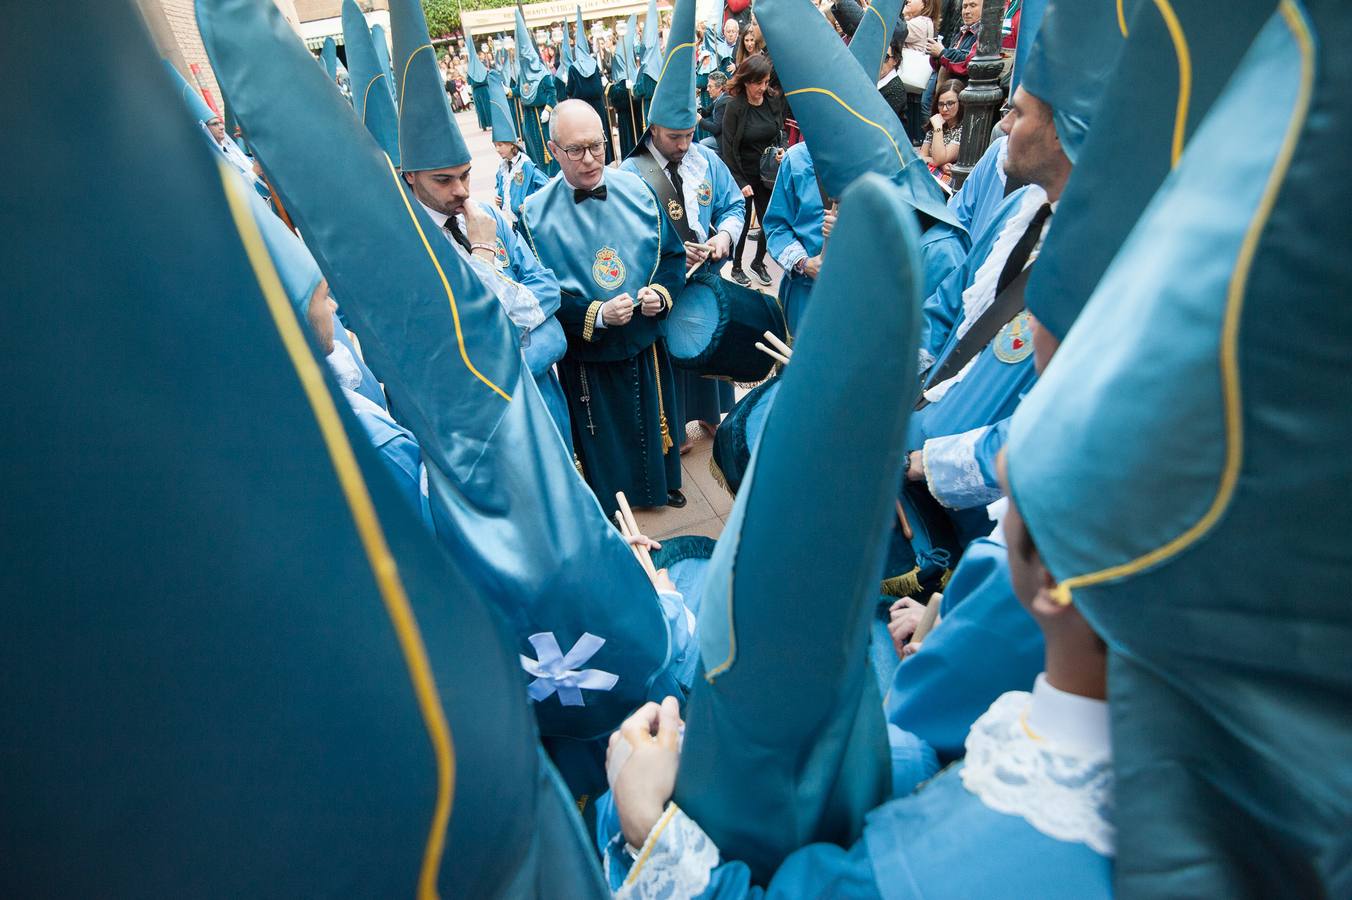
left=718, top=54, right=784, bottom=287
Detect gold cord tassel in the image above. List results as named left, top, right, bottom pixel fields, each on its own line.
left=653, top=344, right=674, bottom=454
left=880, top=566, right=924, bottom=599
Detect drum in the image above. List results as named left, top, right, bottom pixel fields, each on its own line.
left=879, top=484, right=961, bottom=599
left=665, top=270, right=788, bottom=383
left=709, top=376, right=781, bottom=497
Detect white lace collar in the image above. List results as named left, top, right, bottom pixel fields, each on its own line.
left=960, top=677, right=1115, bottom=856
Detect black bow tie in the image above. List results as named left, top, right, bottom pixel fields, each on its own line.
left=573, top=184, right=608, bottom=203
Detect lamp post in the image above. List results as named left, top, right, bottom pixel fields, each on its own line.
left=951, top=0, right=1005, bottom=189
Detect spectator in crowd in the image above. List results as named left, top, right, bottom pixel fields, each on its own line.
left=923, top=0, right=980, bottom=115
left=699, top=70, right=731, bottom=148
left=719, top=53, right=784, bottom=287
left=922, top=79, right=965, bottom=183
left=724, top=0, right=754, bottom=33
left=937, top=0, right=964, bottom=44
left=877, top=34, right=910, bottom=129
left=717, top=18, right=741, bottom=76
left=896, top=0, right=942, bottom=138
left=735, top=22, right=765, bottom=67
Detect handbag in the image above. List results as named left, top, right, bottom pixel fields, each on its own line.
left=901, top=47, right=933, bottom=91
left=759, top=128, right=787, bottom=188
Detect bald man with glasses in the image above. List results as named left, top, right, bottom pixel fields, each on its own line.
left=520, top=100, right=689, bottom=517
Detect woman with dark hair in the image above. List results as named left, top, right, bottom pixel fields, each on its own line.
left=921, top=78, right=965, bottom=182
left=719, top=53, right=784, bottom=287
left=877, top=35, right=910, bottom=127
left=735, top=22, right=765, bottom=67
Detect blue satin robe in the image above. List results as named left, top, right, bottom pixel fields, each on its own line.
left=911, top=190, right=1037, bottom=534
left=621, top=141, right=746, bottom=428
left=479, top=200, right=573, bottom=454
left=947, top=134, right=1009, bottom=241
left=884, top=536, right=1043, bottom=767
left=767, top=144, right=969, bottom=336
left=603, top=764, right=1111, bottom=898
left=520, top=168, right=686, bottom=514
left=342, top=389, right=430, bottom=529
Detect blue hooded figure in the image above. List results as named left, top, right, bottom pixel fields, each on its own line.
left=197, top=0, right=686, bottom=766
left=466, top=30, right=493, bottom=131
left=566, top=7, right=613, bottom=163
left=5, top=1, right=612, bottom=896
left=341, top=0, right=400, bottom=166
left=513, top=4, right=560, bottom=175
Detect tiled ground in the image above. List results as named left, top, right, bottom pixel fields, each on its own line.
left=457, top=108, right=786, bottom=541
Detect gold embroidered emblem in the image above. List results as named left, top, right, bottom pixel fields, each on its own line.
left=667, top=198, right=685, bottom=221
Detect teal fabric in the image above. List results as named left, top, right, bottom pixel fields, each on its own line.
left=634, top=0, right=663, bottom=99
left=643, top=0, right=698, bottom=131
left=5, top=1, right=606, bottom=895
left=514, top=5, right=551, bottom=105
left=1009, top=4, right=1352, bottom=894
left=161, top=58, right=214, bottom=122
left=341, top=0, right=400, bottom=166
left=320, top=34, right=338, bottom=81
left=847, top=0, right=901, bottom=77
left=1017, top=0, right=1137, bottom=164
left=370, top=22, right=396, bottom=103
left=1026, top=0, right=1275, bottom=339
left=389, top=0, right=470, bottom=170
left=675, top=174, right=923, bottom=881
left=756, top=0, right=958, bottom=229
left=486, top=68, right=519, bottom=142
left=571, top=7, right=598, bottom=78
left=1008, top=0, right=1047, bottom=96
left=198, top=0, right=681, bottom=742
left=241, top=177, right=322, bottom=313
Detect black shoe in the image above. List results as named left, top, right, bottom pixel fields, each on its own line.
left=667, top=489, right=687, bottom=509
left=730, top=267, right=751, bottom=286
left=750, top=262, right=773, bottom=286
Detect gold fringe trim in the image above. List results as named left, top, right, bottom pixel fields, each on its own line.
left=880, top=565, right=924, bottom=599
left=708, top=454, right=732, bottom=496
left=939, top=568, right=954, bottom=589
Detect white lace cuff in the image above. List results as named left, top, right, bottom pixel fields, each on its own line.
left=617, top=804, right=721, bottom=900
left=923, top=425, right=1002, bottom=510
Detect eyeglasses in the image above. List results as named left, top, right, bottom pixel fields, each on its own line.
left=938, top=100, right=959, bottom=108
left=559, top=141, right=607, bottom=161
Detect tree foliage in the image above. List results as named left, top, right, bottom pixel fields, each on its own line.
left=422, top=0, right=522, bottom=38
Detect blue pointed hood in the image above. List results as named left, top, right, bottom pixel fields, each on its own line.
left=1009, top=3, right=1352, bottom=895
left=610, top=16, right=637, bottom=84
left=162, top=58, right=216, bottom=122
left=571, top=7, right=598, bottom=78
left=757, top=0, right=959, bottom=227
left=466, top=32, right=489, bottom=84
left=1018, top=0, right=1131, bottom=164
left=558, top=20, right=573, bottom=84
left=486, top=69, right=520, bottom=143
left=1026, top=0, right=1269, bottom=340
left=9, top=1, right=609, bottom=894
left=198, top=0, right=678, bottom=742
left=513, top=5, right=550, bottom=102
left=370, top=22, right=396, bottom=101
left=320, top=35, right=339, bottom=81
left=634, top=0, right=663, bottom=95
left=1008, top=0, right=1048, bottom=96
left=847, top=0, right=901, bottom=76
left=642, top=0, right=697, bottom=132
left=389, top=0, right=470, bottom=170
left=675, top=172, right=923, bottom=880
left=341, top=0, right=400, bottom=166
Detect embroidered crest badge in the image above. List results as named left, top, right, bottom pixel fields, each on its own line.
left=994, top=311, right=1035, bottom=364
left=696, top=181, right=713, bottom=206
left=513, top=169, right=525, bottom=186
left=592, top=247, right=626, bottom=290
left=494, top=238, right=510, bottom=268
left=667, top=198, right=685, bottom=221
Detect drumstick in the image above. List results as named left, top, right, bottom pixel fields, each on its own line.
left=755, top=342, right=791, bottom=366
left=614, top=510, right=656, bottom=574
left=911, top=592, right=942, bottom=644
left=895, top=499, right=914, bottom=541
left=615, top=492, right=658, bottom=578
left=761, top=330, right=793, bottom=360
left=685, top=255, right=707, bottom=281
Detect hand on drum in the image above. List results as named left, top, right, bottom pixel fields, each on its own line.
left=637, top=286, right=665, bottom=317
left=603, top=294, right=635, bottom=326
